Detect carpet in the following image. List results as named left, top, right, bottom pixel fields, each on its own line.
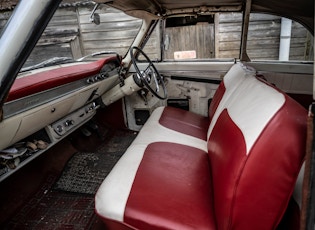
left=2, top=174, right=97, bottom=230
left=54, top=130, right=137, bottom=195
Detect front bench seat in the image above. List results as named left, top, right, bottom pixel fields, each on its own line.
left=95, top=63, right=307, bottom=230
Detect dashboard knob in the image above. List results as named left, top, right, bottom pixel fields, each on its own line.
left=56, top=125, right=64, bottom=133
left=65, top=120, right=74, bottom=127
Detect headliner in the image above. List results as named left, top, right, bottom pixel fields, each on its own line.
left=96, top=0, right=314, bottom=34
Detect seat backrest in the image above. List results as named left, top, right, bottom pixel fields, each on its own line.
left=207, top=63, right=306, bottom=230
left=208, top=64, right=247, bottom=120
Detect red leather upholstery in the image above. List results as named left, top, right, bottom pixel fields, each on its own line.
left=208, top=100, right=306, bottom=229
left=95, top=63, right=307, bottom=230
left=159, top=106, right=209, bottom=140
left=209, top=82, right=225, bottom=120
left=6, top=56, right=118, bottom=102
left=125, top=142, right=216, bottom=230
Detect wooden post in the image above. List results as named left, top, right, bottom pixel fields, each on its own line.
left=239, top=0, right=251, bottom=61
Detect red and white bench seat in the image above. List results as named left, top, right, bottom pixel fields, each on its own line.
left=95, top=63, right=307, bottom=229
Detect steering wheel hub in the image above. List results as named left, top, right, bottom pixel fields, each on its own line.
left=130, top=46, right=167, bottom=100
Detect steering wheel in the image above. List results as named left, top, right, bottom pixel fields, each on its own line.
left=130, top=46, right=167, bottom=100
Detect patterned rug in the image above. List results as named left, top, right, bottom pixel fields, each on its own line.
left=53, top=130, right=137, bottom=195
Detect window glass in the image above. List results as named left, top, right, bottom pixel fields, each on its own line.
left=141, top=20, right=162, bottom=61
left=21, top=2, right=142, bottom=70
left=158, top=13, right=244, bottom=60
left=247, top=13, right=314, bottom=61
left=215, top=12, right=242, bottom=59
left=162, top=15, right=216, bottom=60
left=151, top=12, right=313, bottom=62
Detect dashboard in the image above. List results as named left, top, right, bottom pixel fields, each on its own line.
left=0, top=57, right=120, bottom=181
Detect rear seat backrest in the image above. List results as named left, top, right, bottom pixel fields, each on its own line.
left=207, top=64, right=306, bottom=229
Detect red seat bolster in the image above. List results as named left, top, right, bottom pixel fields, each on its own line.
left=124, top=142, right=216, bottom=230
left=209, top=82, right=225, bottom=121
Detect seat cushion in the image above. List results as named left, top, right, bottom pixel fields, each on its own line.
left=95, top=107, right=211, bottom=229
left=124, top=142, right=216, bottom=230
left=95, top=143, right=215, bottom=229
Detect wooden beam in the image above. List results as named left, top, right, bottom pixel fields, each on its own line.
left=214, top=13, right=220, bottom=59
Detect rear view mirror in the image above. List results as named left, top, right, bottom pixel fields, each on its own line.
left=90, top=4, right=101, bottom=25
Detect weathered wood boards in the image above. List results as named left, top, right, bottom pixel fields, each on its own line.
left=0, top=4, right=312, bottom=66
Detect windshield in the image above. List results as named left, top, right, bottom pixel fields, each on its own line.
left=1, top=2, right=312, bottom=70
left=14, top=2, right=142, bottom=71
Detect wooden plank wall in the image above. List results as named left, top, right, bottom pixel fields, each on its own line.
left=0, top=5, right=142, bottom=66
left=25, top=7, right=79, bottom=67
left=215, top=13, right=242, bottom=59
left=142, top=23, right=161, bottom=60
left=0, top=6, right=313, bottom=67
left=164, top=23, right=215, bottom=59
left=77, top=5, right=142, bottom=58
left=216, top=13, right=313, bottom=61
left=0, top=7, right=79, bottom=68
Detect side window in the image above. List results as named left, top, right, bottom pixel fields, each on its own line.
left=247, top=13, right=314, bottom=61
left=214, top=13, right=242, bottom=59
left=141, top=20, right=162, bottom=61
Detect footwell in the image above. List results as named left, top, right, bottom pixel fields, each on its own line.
left=1, top=129, right=137, bottom=229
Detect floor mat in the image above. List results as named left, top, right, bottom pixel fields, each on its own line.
left=54, top=130, right=137, bottom=195
left=3, top=174, right=97, bottom=230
